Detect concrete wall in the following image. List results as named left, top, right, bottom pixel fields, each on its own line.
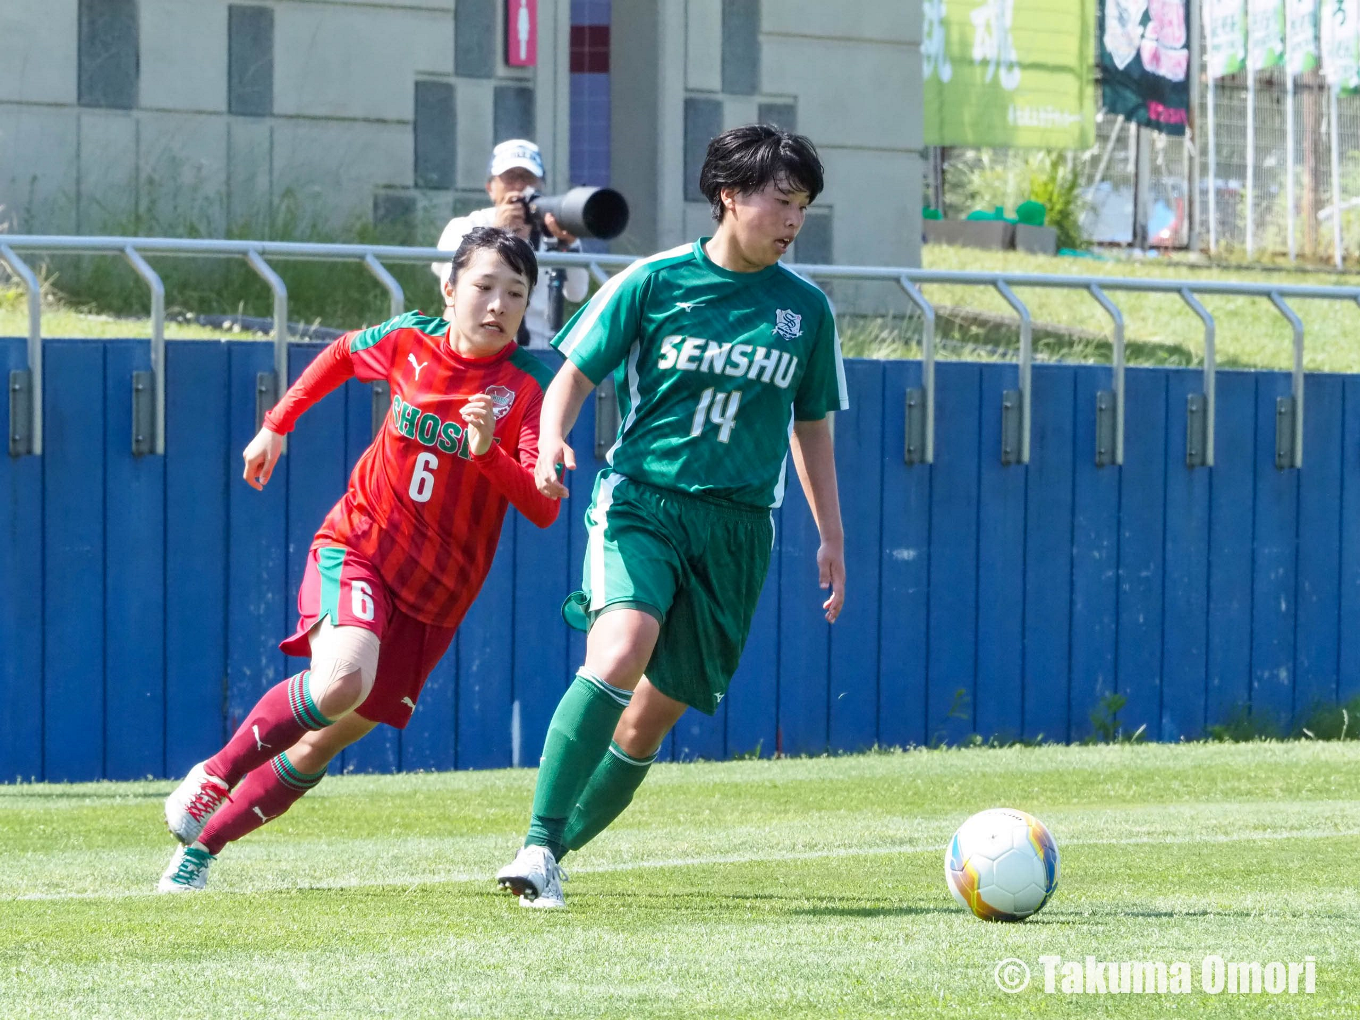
left=0, top=0, right=570, bottom=238
left=0, top=0, right=922, bottom=284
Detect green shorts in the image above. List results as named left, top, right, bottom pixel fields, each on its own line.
left=562, top=471, right=774, bottom=714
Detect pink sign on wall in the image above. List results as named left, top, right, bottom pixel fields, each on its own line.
left=506, top=0, right=537, bottom=67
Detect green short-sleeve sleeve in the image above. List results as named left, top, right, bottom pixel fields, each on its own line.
left=551, top=267, right=648, bottom=385
left=793, top=304, right=849, bottom=420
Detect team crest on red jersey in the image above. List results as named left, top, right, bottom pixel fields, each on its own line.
left=485, top=385, right=516, bottom=420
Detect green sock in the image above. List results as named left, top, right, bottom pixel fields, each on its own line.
left=525, top=670, right=631, bottom=858
left=562, top=741, right=656, bottom=856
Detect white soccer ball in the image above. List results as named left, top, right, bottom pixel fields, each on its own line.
left=944, top=807, right=1059, bottom=921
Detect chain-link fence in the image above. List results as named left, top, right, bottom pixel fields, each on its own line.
left=929, top=64, right=1360, bottom=261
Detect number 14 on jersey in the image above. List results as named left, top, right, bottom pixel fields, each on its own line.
left=691, top=387, right=742, bottom=443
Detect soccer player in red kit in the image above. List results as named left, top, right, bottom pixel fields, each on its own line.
left=157, top=227, right=557, bottom=892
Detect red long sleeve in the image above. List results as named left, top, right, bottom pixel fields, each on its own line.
left=469, top=441, right=560, bottom=528
left=262, top=336, right=356, bottom=434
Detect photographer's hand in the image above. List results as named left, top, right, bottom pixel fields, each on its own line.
left=543, top=213, right=578, bottom=247
left=494, top=192, right=531, bottom=240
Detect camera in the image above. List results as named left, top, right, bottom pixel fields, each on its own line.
left=516, top=186, right=630, bottom=241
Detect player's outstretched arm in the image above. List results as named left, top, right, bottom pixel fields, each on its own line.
left=534, top=361, right=596, bottom=499
left=790, top=417, right=845, bottom=623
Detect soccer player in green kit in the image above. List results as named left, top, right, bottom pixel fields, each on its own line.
left=495, top=125, right=847, bottom=908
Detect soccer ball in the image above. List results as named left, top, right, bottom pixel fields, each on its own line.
left=945, top=807, right=1059, bottom=921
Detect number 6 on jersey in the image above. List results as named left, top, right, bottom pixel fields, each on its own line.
left=409, top=451, right=438, bottom=502
left=690, top=387, right=742, bottom=443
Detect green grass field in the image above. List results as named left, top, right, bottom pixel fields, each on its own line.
left=3, top=742, right=1358, bottom=1018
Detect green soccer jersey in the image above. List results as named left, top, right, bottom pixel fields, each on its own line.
left=552, top=238, right=848, bottom=508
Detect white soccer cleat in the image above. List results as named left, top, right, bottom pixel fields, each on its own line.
left=164, top=761, right=230, bottom=845
left=496, top=845, right=568, bottom=906
left=518, top=862, right=567, bottom=909
left=157, top=843, right=216, bottom=893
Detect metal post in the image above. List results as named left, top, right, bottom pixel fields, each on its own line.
left=1180, top=288, right=1217, bottom=467
left=1331, top=84, right=1344, bottom=269
left=363, top=253, right=404, bottom=320
left=1269, top=292, right=1304, bottom=468
left=994, top=281, right=1032, bottom=464
left=1247, top=65, right=1256, bottom=259
left=0, top=243, right=41, bottom=455
left=1133, top=126, right=1152, bottom=249
left=1286, top=5, right=1296, bottom=262
left=247, top=249, right=289, bottom=454
left=1088, top=284, right=1126, bottom=466
left=898, top=275, right=935, bottom=464
left=123, top=246, right=165, bottom=455
left=1188, top=0, right=1203, bottom=253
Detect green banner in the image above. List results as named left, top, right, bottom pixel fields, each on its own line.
left=922, top=0, right=1095, bottom=148
left=1205, top=0, right=1247, bottom=76
left=1248, top=0, right=1285, bottom=69
left=1286, top=0, right=1318, bottom=74
left=1321, top=0, right=1360, bottom=91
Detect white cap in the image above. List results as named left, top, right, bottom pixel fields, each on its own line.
left=488, top=139, right=544, bottom=179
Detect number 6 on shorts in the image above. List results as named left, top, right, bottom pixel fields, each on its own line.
left=351, top=580, right=375, bottom=621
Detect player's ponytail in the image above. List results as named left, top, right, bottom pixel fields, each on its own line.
left=448, top=226, right=539, bottom=292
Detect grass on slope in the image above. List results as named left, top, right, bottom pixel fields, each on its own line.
left=3, top=742, right=1358, bottom=1019
left=847, top=245, right=1360, bottom=374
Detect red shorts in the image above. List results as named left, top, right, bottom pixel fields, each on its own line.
left=280, top=545, right=457, bottom=729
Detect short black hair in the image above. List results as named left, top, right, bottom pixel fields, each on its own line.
left=448, top=225, right=538, bottom=290
left=699, top=124, right=824, bottom=222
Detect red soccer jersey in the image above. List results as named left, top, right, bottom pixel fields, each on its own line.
left=264, top=311, right=559, bottom=628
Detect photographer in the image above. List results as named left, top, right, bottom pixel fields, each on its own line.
left=432, top=139, right=589, bottom=348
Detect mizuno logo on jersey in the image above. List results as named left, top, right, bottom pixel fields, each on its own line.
left=656, top=335, right=799, bottom=389
left=390, top=393, right=476, bottom=458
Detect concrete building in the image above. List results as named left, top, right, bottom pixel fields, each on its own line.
left=0, top=0, right=922, bottom=269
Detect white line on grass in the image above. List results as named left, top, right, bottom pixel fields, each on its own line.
left=9, top=825, right=1360, bottom=903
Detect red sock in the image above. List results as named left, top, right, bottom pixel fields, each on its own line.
left=206, top=672, right=333, bottom=788
left=198, top=752, right=328, bottom=855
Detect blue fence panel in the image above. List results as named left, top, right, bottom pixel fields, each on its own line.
left=104, top=340, right=166, bottom=780
left=1250, top=373, right=1299, bottom=729
left=726, top=527, right=780, bottom=759
left=0, top=338, right=43, bottom=781
left=1115, top=368, right=1168, bottom=739
left=1341, top=378, right=1360, bottom=705
left=1160, top=371, right=1211, bottom=741
left=926, top=362, right=981, bottom=745
left=1206, top=371, right=1258, bottom=729
left=828, top=359, right=883, bottom=754
left=1294, top=374, right=1344, bottom=719
left=11, top=339, right=1360, bottom=783
left=164, top=341, right=231, bottom=777
left=226, top=343, right=289, bottom=739
left=876, top=360, right=929, bottom=750
left=974, top=364, right=1027, bottom=742
left=776, top=476, right=829, bottom=756
left=455, top=538, right=515, bottom=769
left=1022, top=365, right=1076, bottom=743
left=1068, top=370, right=1120, bottom=742
left=42, top=341, right=106, bottom=781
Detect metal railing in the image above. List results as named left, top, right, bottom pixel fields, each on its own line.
left=2, top=234, right=1357, bottom=470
